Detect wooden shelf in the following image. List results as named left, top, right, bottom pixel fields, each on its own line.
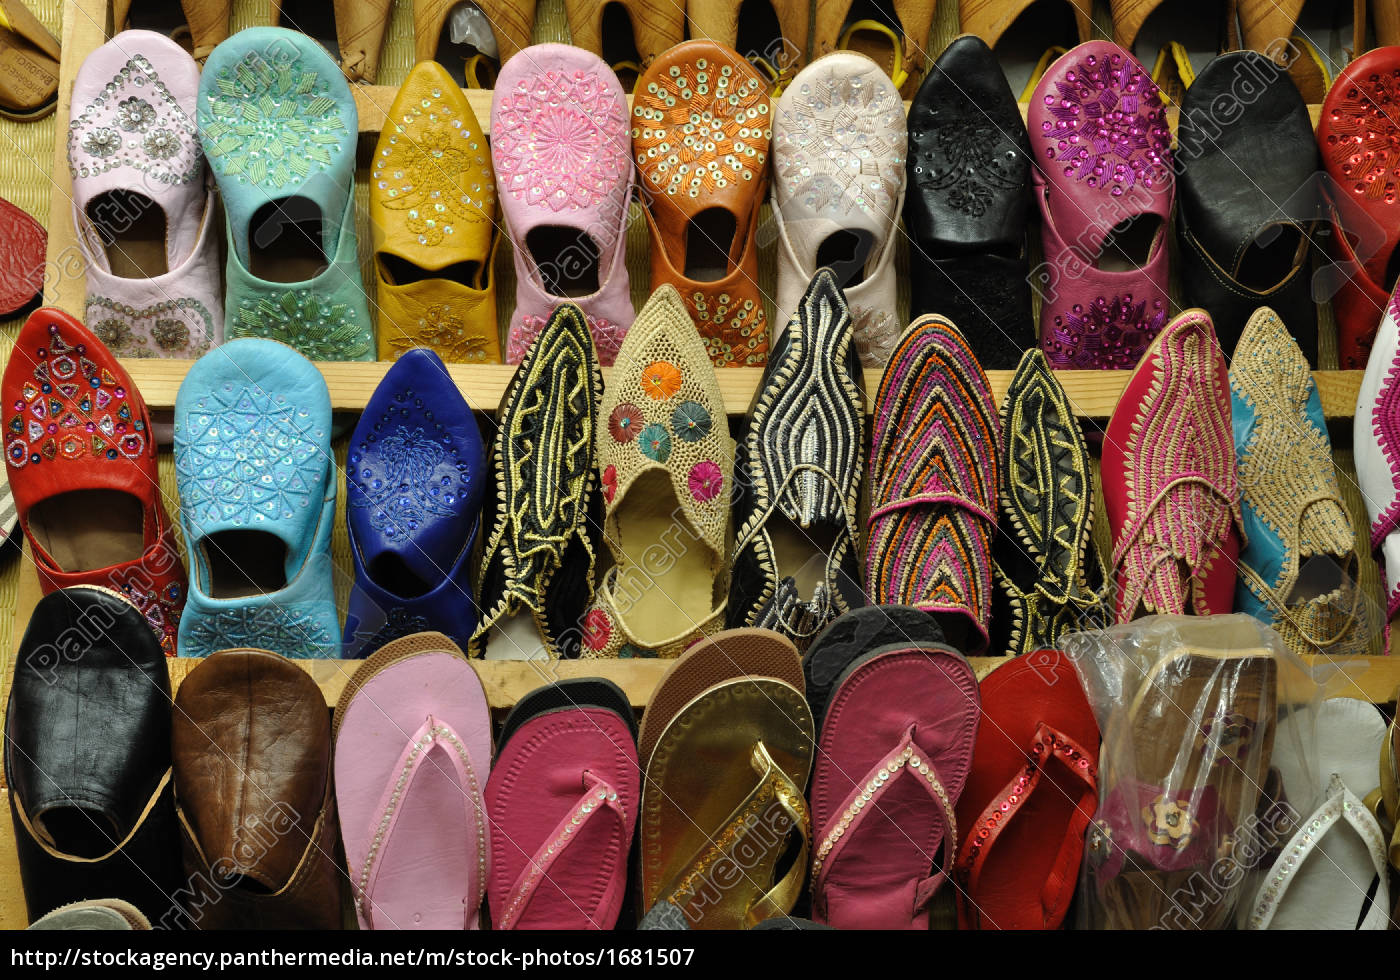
left=117, top=358, right=1366, bottom=418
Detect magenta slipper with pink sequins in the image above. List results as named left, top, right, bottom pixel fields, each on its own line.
left=491, top=44, right=635, bottom=365
left=1029, top=42, right=1174, bottom=369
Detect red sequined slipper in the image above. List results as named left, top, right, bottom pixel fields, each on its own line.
left=1, top=307, right=186, bottom=654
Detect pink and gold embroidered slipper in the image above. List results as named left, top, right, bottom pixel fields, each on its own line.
left=865, top=315, right=1000, bottom=653
left=809, top=638, right=978, bottom=929
left=485, top=679, right=639, bottom=930
left=333, top=632, right=492, bottom=930
left=579, top=285, right=736, bottom=659
left=953, top=652, right=1099, bottom=930
left=1103, top=309, right=1242, bottom=622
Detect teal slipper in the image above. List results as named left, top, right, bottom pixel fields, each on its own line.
left=197, top=27, right=373, bottom=361
left=174, top=338, right=339, bottom=658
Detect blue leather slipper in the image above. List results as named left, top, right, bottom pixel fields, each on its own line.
left=173, top=338, right=339, bottom=658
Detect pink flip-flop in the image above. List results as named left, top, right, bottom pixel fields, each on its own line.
left=485, top=679, right=640, bottom=930
left=809, top=640, right=979, bottom=930
left=333, top=632, right=492, bottom=930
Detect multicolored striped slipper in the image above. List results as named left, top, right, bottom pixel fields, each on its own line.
left=865, top=315, right=1000, bottom=652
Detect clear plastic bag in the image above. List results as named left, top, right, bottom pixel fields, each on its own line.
left=1061, top=614, right=1321, bottom=930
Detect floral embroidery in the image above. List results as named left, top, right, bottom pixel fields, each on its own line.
left=1039, top=49, right=1171, bottom=194
left=68, top=54, right=200, bottom=185
left=632, top=54, right=770, bottom=198
left=493, top=69, right=630, bottom=212
left=851, top=307, right=898, bottom=367
left=233, top=290, right=371, bottom=360
left=640, top=360, right=682, bottom=399
left=775, top=65, right=905, bottom=218
left=639, top=423, right=671, bottom=463
left=175, top=382, right=325, bottom=530
left=349, top=426, right=461, bottom=540
left=383, top=302, right=493, bottom=363
left=1143, top=795, right=1197, bottom=850
left=511, top=313, right=626, bottom=366
left=601, top=464, right=618, bottom=503
left=115, top=96, right=156, bottom=132
left=183, top=603, right=336, bottom=658
left=1044, top=293, right=1167, bottom=369
left=609, top=403, right=642, bottom=442
left=910, top=108, right=1026, bottom=218
left=581, top=608, right=612, bottom=651
left=1195, top=712, right=1256, bottom=765
left=372, top=84, right=493, bottom=247
left=671, top=400, right=712, bottom=442
left=688, top=460, right=723, bottom=502
left=199, top=50, right=349, bottom=189
left=84, top=295, right=214, bottom=359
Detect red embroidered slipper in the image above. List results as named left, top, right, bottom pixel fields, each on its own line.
left=1102, top=309, right=1242, bottom=622
left=953, top=652, right=1099, bottom=930
left=2, top=308, right=186, bottom=655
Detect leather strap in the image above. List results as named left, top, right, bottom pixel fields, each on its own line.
left=355, top=715, right=486, bottom=929
left=657, top=741, right=810, bottom=928
left=497, top=770, right=627, bottom=929
left=1246, top=774, right=1391, bottom=929
left=810, top=725, right=957, bottom=919
left=954, top=721, right=1098, bottom=929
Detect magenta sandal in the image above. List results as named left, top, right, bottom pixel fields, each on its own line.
left=485, top=679, right=640, bottom=930
left=809, top=639, right=979, bottom=929
left=1029, top=42, right=1173, bottom=369
left=334, top=633, right=492, bottom=930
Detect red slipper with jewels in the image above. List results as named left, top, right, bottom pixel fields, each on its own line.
left=953, top=652, right=1100, bottom=930
left=1, top=308, right=186, bottom=655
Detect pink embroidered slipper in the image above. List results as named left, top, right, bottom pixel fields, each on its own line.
left=68, top=30, right=221, bottom=359
left=1103, top=309, right=1242, bottom=622
left=865, top=315, right=1000, bottom=653
left=491, top=44, right=635, bottom=365
left=485, top=679, right=639, bottom=930
left=1355, top=282, right=1400, bottom=645
left=1028, top=42, right=1173, bottom=369
left=333, top=632, right=492, bottom=930
left=809, top=639, right=979, bottom=929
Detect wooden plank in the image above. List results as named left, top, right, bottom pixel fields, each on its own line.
left=111, top=358, right=1366, bottom=418
left=41, top=0, right=110, bottom=318
left=0, top=790, right=23, bottom=930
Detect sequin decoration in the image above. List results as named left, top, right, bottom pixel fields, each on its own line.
left=199, top=50, right=349, bottom=189
left=349, top=424, right=464, bottom=540
left=233, top=290, right=372, bottom=360
left=1142, top=795, right=1197, bottom=849
left=175, top=381, right=326, bottom=530
left=68, top=54, right=200, bottom=185
left=693, top=291, right=767, bottom=367
left=85, top=295, right=215, bottom=359
left=1044, top=293, right=1167, bottom=369
left=512, top=313, right=625, bottom=365
left=631, top=55, right=771, bottom=198
left=493, top=69, right=630, bottom=213
left=1323, top=66, right=1400, bottom=204
left=1039, top=50, right=1171, bottom=195
left=4, top=320, right=147, bottom=470
left=775, top=65, right=905, bottom=218
left=372, top=85, right=494, bottom=245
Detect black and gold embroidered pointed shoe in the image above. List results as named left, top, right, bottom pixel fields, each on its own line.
left=989, top=349, right=1109, bottom=656
left=728, top=270, right=866, bottom=651
left=471, top=304, right=604, bottom=661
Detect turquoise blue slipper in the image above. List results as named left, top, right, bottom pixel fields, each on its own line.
left=174, top=339, right=340, bottom=658
left=196, top=27, right=373, bottom=361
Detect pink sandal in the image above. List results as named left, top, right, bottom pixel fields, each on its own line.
left=333, top=633, right=492, bottom=930
left=485, top=679, right=640, bottom=930
left=809, top=638, right=979, bottom=929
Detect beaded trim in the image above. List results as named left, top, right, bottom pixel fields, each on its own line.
left=994, top=350, right=1109, bottom=656
left=353, top=721, right=487, bottom=924
left=1246, top=774, right=1389, bottom=929
left=1110, top=315, right=1240, bottom=621
left=730, top=272, right=864, bottom=643
left=866, top=318, right=999, bottom=637
left=499, top=776, right=624, bottom=929
left=811, top=738, right=955, bottom=883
